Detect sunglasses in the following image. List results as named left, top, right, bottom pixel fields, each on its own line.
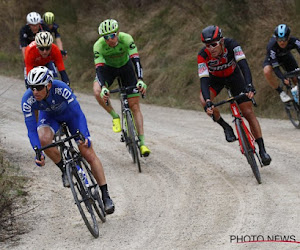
left=276, top=37, right=288, bottom=42
left=206, top=40, right=221, bottom=48
left=38, top=46, right=51, bottom=51
left=30, top=85, right=45, bottom=91
left=103, top=33, right=117, bottom=40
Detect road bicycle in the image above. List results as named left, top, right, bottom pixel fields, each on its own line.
left=282, top=68, right=300, bottom=128
left=34, top=123, right=106, bottom=238
left=109, top=79, right=142, bottom=173
left=214, top=88, right=262, bottom=184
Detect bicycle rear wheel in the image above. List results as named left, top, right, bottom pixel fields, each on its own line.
left=78, top=158, right=106, bottom=223
left=285, top=100, right=300, bottom=129
left=236, top=119, right=261, bottom=184
left=125, top=111, right=141, bottom=173
left=66, top=162, right=99, bottom=238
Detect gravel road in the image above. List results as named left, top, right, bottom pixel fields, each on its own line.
left=1, top=76, right=300, bottom=250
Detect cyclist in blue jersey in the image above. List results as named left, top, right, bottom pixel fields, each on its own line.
left=21, top=66, right=114, bottom=214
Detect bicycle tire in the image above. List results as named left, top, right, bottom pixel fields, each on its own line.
left=125, top=111, right=141, bottom=173
left=66, top=163, right=99, bottom=238
left=78, top=158, right=106, bottom=223
left=285, top=100, right=300, bottom=129
left=236, top=119, right=262, bottom=184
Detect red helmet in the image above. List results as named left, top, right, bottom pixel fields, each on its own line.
left=201, top=25, right=223, bottom=43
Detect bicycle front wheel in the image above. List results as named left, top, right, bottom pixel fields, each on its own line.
left=285, top=101, right=300, bottom=129
left=125, top=111, right=141, bottom=173
left=66, top=163, right=99, bottom=238
left=78, top=158, right=106, bottom=223
left=236, top=119, right=261, bottom=184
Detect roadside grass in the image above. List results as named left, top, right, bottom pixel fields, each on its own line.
left=0, top=151, right=29, bottom=242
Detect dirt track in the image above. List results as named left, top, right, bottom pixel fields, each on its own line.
left=1, top=76, right=300, bottom=250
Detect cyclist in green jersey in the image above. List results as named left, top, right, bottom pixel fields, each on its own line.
left=93, top=19, right=150, bottom=157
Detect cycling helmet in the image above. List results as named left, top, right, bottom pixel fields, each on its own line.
left=35, top=31, right=53, bottom=47
left=274, top=24, right=290, bottom=39
left=26, top=12, right=41, bottom=25
left=98, top=19, right=119, bottom=36
left=27, top=66, right=53, bottom=86
left=201, top=25, right=223, bottom=43
left=43, top=12, right=55, bottom=25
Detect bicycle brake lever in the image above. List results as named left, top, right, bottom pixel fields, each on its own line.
left=34, top=146, right=41, bottom=160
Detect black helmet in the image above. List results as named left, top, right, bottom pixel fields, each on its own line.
left=201, top=25, right=223, bottom=43
left=274, top=24, right=290, bottom=39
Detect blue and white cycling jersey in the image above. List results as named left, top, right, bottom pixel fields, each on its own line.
left=21, top=80, right=90, bottom=150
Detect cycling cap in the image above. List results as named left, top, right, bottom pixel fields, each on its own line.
left=27, top=66, right=53, bottom=86
left=43, top=12, right=55, bottom=25
left=274, top=24, right=290, bottom=38
left=98, top=19, right=119, bottom=36
left=201, top=25, right=223, bottom=43
left=27, top=12, right=41, bottom=25
left=35, top=31, right=53, bottom=47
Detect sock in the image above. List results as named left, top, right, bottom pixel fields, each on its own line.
left=255, top=137, right=266, bottom=153
left=275, top=87, right=283, bottom=94
left=216, top=117, right=230, bottom=130
left=56, top=160, right=64, bottom=173
left=138, top=135, right=145, bottom=146
left=100, top=184, right=110, bottom=199
left=109, top=110, right=119, bottom=119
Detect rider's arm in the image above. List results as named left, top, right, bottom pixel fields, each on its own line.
left=237, top=59, right=253, bottom=86
left=59, top=70, right=70, bottom=86
left=200, top=77, right=211, bottom=101
left=95, top=64, right=107, bottom=87
left=197, top=51, right=210, bottom=101
left=130, top=55, right=143, bottom=80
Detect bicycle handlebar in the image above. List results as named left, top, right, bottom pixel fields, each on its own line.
left=214, top=92, right=257, bottom=107
left=34, top=130, right=84, bottom=160
left=284, top=68, right=300, bottom=78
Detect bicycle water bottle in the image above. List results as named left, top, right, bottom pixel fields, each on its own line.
left=291, top=86, right=299, bottom=103
left=76, top=165, right=89, bottom=187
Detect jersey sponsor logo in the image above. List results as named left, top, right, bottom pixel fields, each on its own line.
left=22, top=102, right=32, bottom=113
left=233, top=46, right=245, bottom=61
left=270, top=50, right=276, bottom=60
left=94, top=51, right=100, bottom=59
left=55, top=87, right=72, bottom=100
left=27, top=95, right=36, bottom=105
left=295, top=40, right=300, bottom=49
left=129, top=42, right=136, bottom=50
left=198, top=63, right=209, bottom=76
left=209, top=59, right=236, bottom=71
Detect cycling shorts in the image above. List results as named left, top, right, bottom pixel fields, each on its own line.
left=96, top=60, right=139, bottom=97
left=209, top=68, right=250, bottom=104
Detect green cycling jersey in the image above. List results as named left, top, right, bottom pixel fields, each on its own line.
left=93, top=32, right=139, bottom=68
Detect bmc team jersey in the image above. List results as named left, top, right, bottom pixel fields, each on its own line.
left=19, top=24, right=50, bottom=48
left=93, top=32, right=139, bottom=68
left=197, top=38, right=246, bottom=78
left=24, top=41, right=65, bottom=75
left=21, top=80, right=90, bottom=150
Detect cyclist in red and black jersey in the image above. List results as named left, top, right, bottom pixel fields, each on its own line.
left=19, top=12, right=50, bottom=59
left=198, top=25, right=271, bottom=166
left=263, top=24, right=300, bottom=102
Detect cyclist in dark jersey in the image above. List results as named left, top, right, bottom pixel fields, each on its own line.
left=22, top=66, right=114, bottom=214
left=93, top=19, right=150, bottom=157
left=198, top=25, right=271, bottom=166
left=263, top=24, right=300, bottom=102
left=19, top=12, right=50, bottom=59
left=42, top=12, right=67, bottom=58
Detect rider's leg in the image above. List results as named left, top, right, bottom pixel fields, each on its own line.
left=239, top=101, right=271, bottom=165
left=79, top=144, right=115, bottom=214
left=93, top=80, right=121, bottom=132
left=200, top=90, right=236, bottom=142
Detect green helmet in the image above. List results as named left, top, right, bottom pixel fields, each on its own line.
left=43, top=12, right=55, bottom=25
left=98, top=19, right=119, bottom=36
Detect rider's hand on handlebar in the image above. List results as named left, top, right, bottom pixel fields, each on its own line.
left=282, top=78, right=290, bottom=85
left=35, top=152, right=45, bottom=167
left=136, top=80, right=147, bottom=95
left=100, top=86, right=109, bottom=102
left=78, top=138, right=91, bottom=148
left=205, top=100, right=214, bottom=116
left=244, top=84, right=256, bottom=99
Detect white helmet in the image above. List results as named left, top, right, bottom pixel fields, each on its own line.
left=26, top=12, right=41, bottom=25
left=35, top=31, right=53, bottom=47
left=27, top=66, right=53, bottom=86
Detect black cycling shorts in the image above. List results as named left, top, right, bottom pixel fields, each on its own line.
left=263, top=52, right=299, bottom=71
